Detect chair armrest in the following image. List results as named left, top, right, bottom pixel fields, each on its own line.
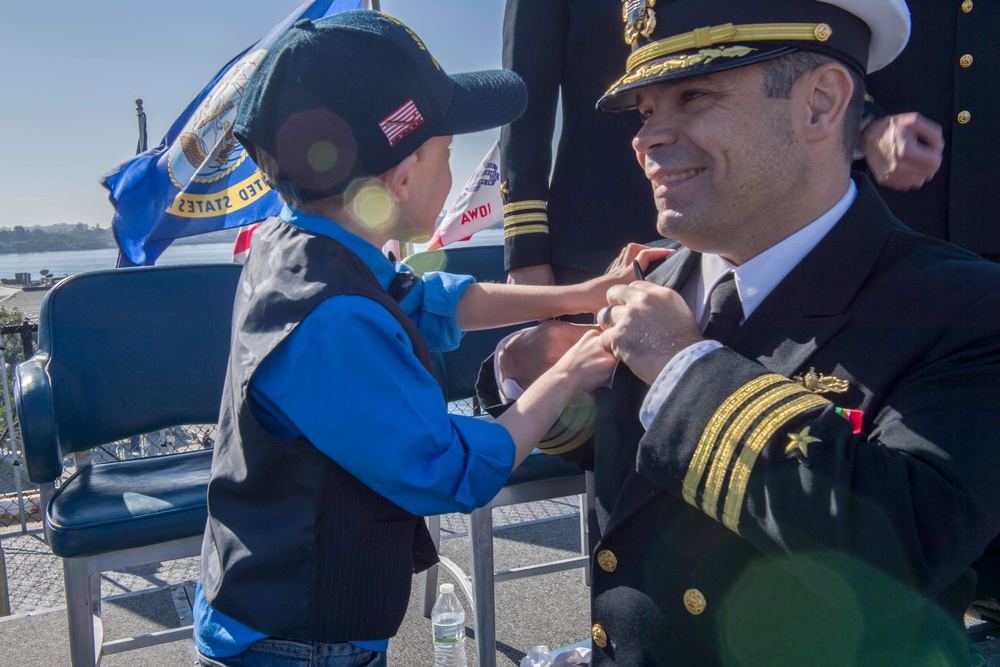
left=13, top=353, right=64, bottom=484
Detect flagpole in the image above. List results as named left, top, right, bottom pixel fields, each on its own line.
left=368, top=0, right=380, bottom=10
left=134, top=98, right=147, bottom=154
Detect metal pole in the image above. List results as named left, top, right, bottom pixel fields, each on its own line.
left=369, top=0, right=381, bottom=11
left=0, top=348, right=28, bottom=534
left=135, top=98, right=148, bottom=154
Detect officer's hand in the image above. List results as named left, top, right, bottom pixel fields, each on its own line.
left=598, top=281, right=702, bottom=385
left=859, top=112, right=944, bottom=191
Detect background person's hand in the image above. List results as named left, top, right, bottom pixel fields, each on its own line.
left=859, top=112, right=944, bottom=191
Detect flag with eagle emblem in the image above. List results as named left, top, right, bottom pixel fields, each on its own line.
left=103, top=0, right=365, bottom=266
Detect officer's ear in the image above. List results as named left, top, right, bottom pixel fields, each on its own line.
left=381, top=152, right=419, bottom=204
left=796, top=63, right=854, bottom=149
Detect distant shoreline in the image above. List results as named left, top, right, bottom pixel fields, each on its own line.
left=0, top=243, right=237, bottom=280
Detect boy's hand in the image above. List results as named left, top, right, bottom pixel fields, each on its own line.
left=573, top=243, right=674, bottom=315
left=608, top=243, right=674, bottom=277
left=549, top=328, right=618, bottom=394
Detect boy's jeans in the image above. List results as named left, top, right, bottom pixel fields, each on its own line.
left=197, top=639, right=387, bottom=667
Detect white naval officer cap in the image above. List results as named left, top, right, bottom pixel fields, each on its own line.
left=599, top=0, right=911, bottom=111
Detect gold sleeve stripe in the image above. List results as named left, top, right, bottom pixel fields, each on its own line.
left=503, top=212, right=549, bottom=227
left=536, top=403, right=596, bottom=455
left=627, top=23, right=833, bottom=72
left=505, top=224, right=551, bottom=239
left=682, top=374, right=787, bottom=506
left=721, top=393, right=830, bottom=534
left=503, top=200, right=547, bottom=214
left=700, top=383, right=806, bottom=520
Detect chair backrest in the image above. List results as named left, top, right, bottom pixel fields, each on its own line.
left=404, top=244, right=522, bottom=404
left=14, top=263, right=242, bottom=484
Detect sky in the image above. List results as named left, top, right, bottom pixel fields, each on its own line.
left=0, top=0, right=509, bottom=229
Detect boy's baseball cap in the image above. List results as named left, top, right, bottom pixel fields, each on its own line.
left=234, top=10, right=527, bottom=202
left=598, top=0, right=911, bottom=111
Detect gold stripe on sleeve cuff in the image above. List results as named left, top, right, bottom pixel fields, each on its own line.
left=536, top=398, right=596, bottom=455
left=503, top=212, right=549, bottom=227
left=503, top=199, right=547, bottom=214
left=721, top=393, right=829, bottom=534
left=700, top=383, right=806, bottom=520
left=504, top=223, right=551, bottom=239
left=683, top=374, right=786, bottom=506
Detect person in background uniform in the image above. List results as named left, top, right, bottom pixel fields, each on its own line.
left=500, top=0, right=658, bottom=286
left=859, top=0, right=999, bottom=261
left=480, top=0, right=1000, bottom=664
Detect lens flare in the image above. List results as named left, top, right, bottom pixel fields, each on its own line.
left=351, top=185, right=396, bottom=232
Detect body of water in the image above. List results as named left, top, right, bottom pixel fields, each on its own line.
left=0, top=243, right=236, bottom=279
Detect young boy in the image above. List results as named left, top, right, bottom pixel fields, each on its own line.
left=195, top=11, right=664, bottom=666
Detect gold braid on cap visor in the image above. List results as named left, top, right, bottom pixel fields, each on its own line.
left=626, top=22, right=833, bottom=72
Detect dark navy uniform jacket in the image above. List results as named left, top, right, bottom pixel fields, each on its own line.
left=483, top=176, right=1000, bottom=666
left=499, top=0, right=657, bottom=281
left=865, top=0, right=999, bottom=258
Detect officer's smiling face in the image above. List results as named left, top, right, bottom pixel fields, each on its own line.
left=632, top=63, right=809, bottom=264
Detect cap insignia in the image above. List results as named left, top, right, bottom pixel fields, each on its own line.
left=620, top=46, right=756, bottom=87
left=623, top=0, right=657, bottom=46
left=791, top=367, right=848, bottom=394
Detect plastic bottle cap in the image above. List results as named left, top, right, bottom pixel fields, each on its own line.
left=439, top=583, right=454, bottom=594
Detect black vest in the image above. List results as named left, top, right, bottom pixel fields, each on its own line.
left=201, top=217, right=438, bottom=643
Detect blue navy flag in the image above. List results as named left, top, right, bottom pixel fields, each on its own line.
left=103, top=0, right=365, bottom=266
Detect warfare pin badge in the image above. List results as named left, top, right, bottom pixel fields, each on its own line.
left=791, top=367, right=848, bottom=394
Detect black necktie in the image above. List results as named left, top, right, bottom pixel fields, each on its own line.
left=702, top=272, right=743, bottom=344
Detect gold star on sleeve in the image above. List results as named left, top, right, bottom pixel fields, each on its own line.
left=785, top=426, right=821, bottom=457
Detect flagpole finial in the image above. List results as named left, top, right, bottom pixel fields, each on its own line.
left=134, top=99, right=148, bottom=155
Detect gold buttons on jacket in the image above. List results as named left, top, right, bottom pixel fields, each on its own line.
left=960, top=54, right=974, bottom=68
left=592, top=624, right=608, bottom=648
left=962, top=0, right=973, bottom=12
left=958, top=111, right=972, bottom=125
left=684, top=589, right=707, bottom=615
left=597, top=550, right=618, bottom=572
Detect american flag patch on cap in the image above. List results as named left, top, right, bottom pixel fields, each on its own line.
left=379, top=99, right=425, bottom=146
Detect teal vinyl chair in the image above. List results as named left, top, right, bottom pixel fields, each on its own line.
left=14, top=263, right=241, bottom=666
left=405, top=244, right=591, bottom=667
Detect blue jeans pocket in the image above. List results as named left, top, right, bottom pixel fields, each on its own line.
left=198, top=639, right=383, bottom=667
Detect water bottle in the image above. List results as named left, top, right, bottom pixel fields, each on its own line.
left=431, top=583, right=468, bottom=667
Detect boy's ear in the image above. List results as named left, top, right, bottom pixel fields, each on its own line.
left=381, top=153, right=419, bottom=204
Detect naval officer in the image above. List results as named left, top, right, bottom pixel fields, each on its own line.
left=482, top=0, right=1000, bottom=664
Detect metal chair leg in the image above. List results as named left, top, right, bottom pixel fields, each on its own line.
left=63, top=557, right=99, bottom=667
left=421, top=515, right=442, bottom=618
left=578, top=492, right=592, bottom=587
left=469, top=504, right=497, bottom=667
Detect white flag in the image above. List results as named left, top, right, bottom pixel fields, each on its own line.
left=426, top=140, right=503, bottom=250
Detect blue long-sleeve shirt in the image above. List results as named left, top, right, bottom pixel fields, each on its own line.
left=194, top=206, right=516, bottom=657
